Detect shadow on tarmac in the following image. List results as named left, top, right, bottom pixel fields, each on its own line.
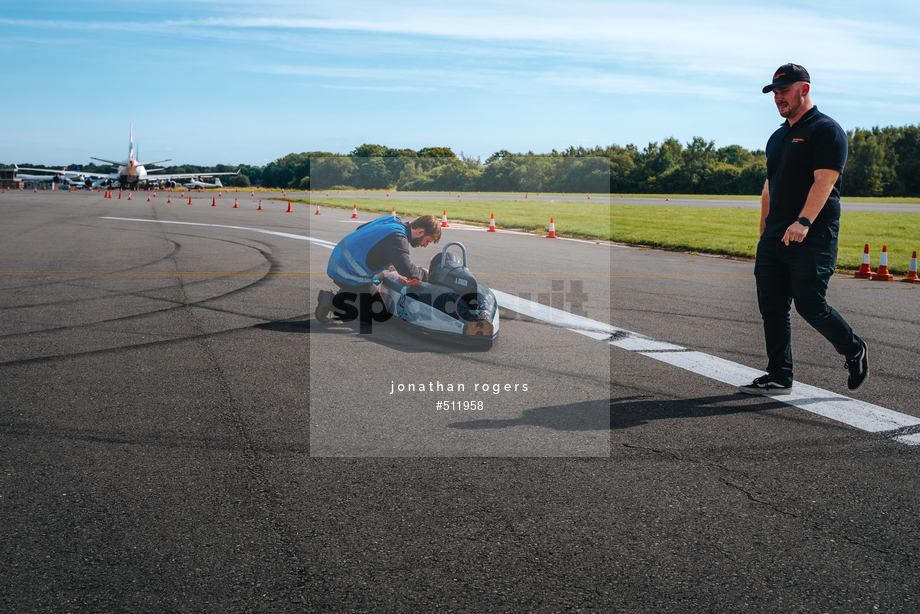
left=445, top=394, right=788, bottom=432
left=301, top=315, right=490, bottom=354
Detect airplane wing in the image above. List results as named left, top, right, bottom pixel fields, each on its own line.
left=151, top=169, right=241, bottom=181
left=17, top=167, right=116, bottom=179
left=90, top=157, right=123, bottom=166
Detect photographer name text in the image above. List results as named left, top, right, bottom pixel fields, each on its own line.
left=390, top=381, right=529, bottom=395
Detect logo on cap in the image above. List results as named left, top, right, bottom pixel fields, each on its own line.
left=763, top=64, right=810, bottom=93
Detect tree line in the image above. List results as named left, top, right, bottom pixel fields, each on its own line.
left=10, top=124, right=920, bottom=196
left=260, top=125, right=920, bottom=196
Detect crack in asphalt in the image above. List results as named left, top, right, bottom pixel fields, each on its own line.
left=613, top=440, right=914, bottom=564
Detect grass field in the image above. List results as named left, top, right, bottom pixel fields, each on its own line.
left=295, top=196, right=920, bottom=275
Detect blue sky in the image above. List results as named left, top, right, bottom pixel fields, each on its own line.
left=2, top=1, right=919, bottom=166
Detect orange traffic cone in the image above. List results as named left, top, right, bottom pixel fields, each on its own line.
left=167, top=196, right=172, bottom=203
left=487, top=213, right=496, bottom=232
left=258, top=200, right=264, bottom=210
left=233, top=198, right=239, bottom=209
left=128, top=192, right=132, bottom=200
left=153, top=191, right=157, bottom=198
left=853, top=244, right=873, bottom=278
left=525, top=193, right=528, bottom=199
left=351, top=204, right=359, bottom=219
left=315, top=204, right=321, bottom=215
left=286, top=201, right=292, bottom=213
left=441, top=210, right=449, bottom=227
left=188, top=196, right=193, bottom=205
left=547, top=217, right=557, bottom=238
left=211, top=197, right=216, bottom=207
left=181, top=192, right=184, bottom=198
left=391, top=205, right=396, bottom=218
left=282, top=191, right=286, bottom=197
left=147, top=195, right=151, bottom=202
left=871, top=245, right=894, bottom=281
left=118, top=191, right=122, bottom=199
left=902, top=251, right=919, bottom=283
left=219, top=191, right=222, bottom=197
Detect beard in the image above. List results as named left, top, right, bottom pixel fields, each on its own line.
left=777, top=92, right=805, bottom=118
left=410, top=235, right=424, bottom=247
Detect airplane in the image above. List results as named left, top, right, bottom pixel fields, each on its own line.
left=19, top=124, right=240, bottom=190
left=12, top=165, right=94, bottom=188
left=183, top=177, right=223, bottom=190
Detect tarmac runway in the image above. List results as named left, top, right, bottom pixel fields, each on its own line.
left=2, top=189, right=918, bottom=612
left=310, top=188, right=920, bottom=212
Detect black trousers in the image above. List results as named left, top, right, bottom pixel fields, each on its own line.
left=754, top=235, right=862, bottom=386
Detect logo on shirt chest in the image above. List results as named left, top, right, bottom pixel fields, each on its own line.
left=791, top=138, right=804, bottom=143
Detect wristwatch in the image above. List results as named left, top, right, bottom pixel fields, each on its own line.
left=797, top=217, right=811, bottom=227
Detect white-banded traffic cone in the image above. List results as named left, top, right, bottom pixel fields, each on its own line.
left=547, top=217, right=557, bottom=238
left=441, top=210, right=449, bottom=227
left=315, top=204, right=321, bottom=215
left=233, top=198, right=239, bottom=209
left=487, top=213, right=496, bottom=232
left=902, top=251, right=919, bottom=283
left=257, top=199, right=263, bottom=210
left=853, top=244, right=873, bottom=278
left=391, top=206, right=396, bottom=218
left=351, top=204, right=359, bottom=219
left=871, top=245, right=894, bottom=281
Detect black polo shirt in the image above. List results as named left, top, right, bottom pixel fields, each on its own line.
left=764, top=106, right=848, bottom=240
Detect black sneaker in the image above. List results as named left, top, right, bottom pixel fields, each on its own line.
left=738, top=375, right=792, bottom=395
left=845, top=340, right=869, bottom=391
left=314, top=290, right=334, bottom=324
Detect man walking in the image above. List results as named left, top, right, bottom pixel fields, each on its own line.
left=740, top=63, right=868, bottom=396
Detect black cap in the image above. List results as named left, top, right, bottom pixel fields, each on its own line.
left=762, top=63, right=810, bottom=93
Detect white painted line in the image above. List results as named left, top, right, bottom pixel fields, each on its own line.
left=493, top=289, right=920, bottom=445
left=492, top=289, right=623, bottom=340
left=103, top=218, right=919, bottom=445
